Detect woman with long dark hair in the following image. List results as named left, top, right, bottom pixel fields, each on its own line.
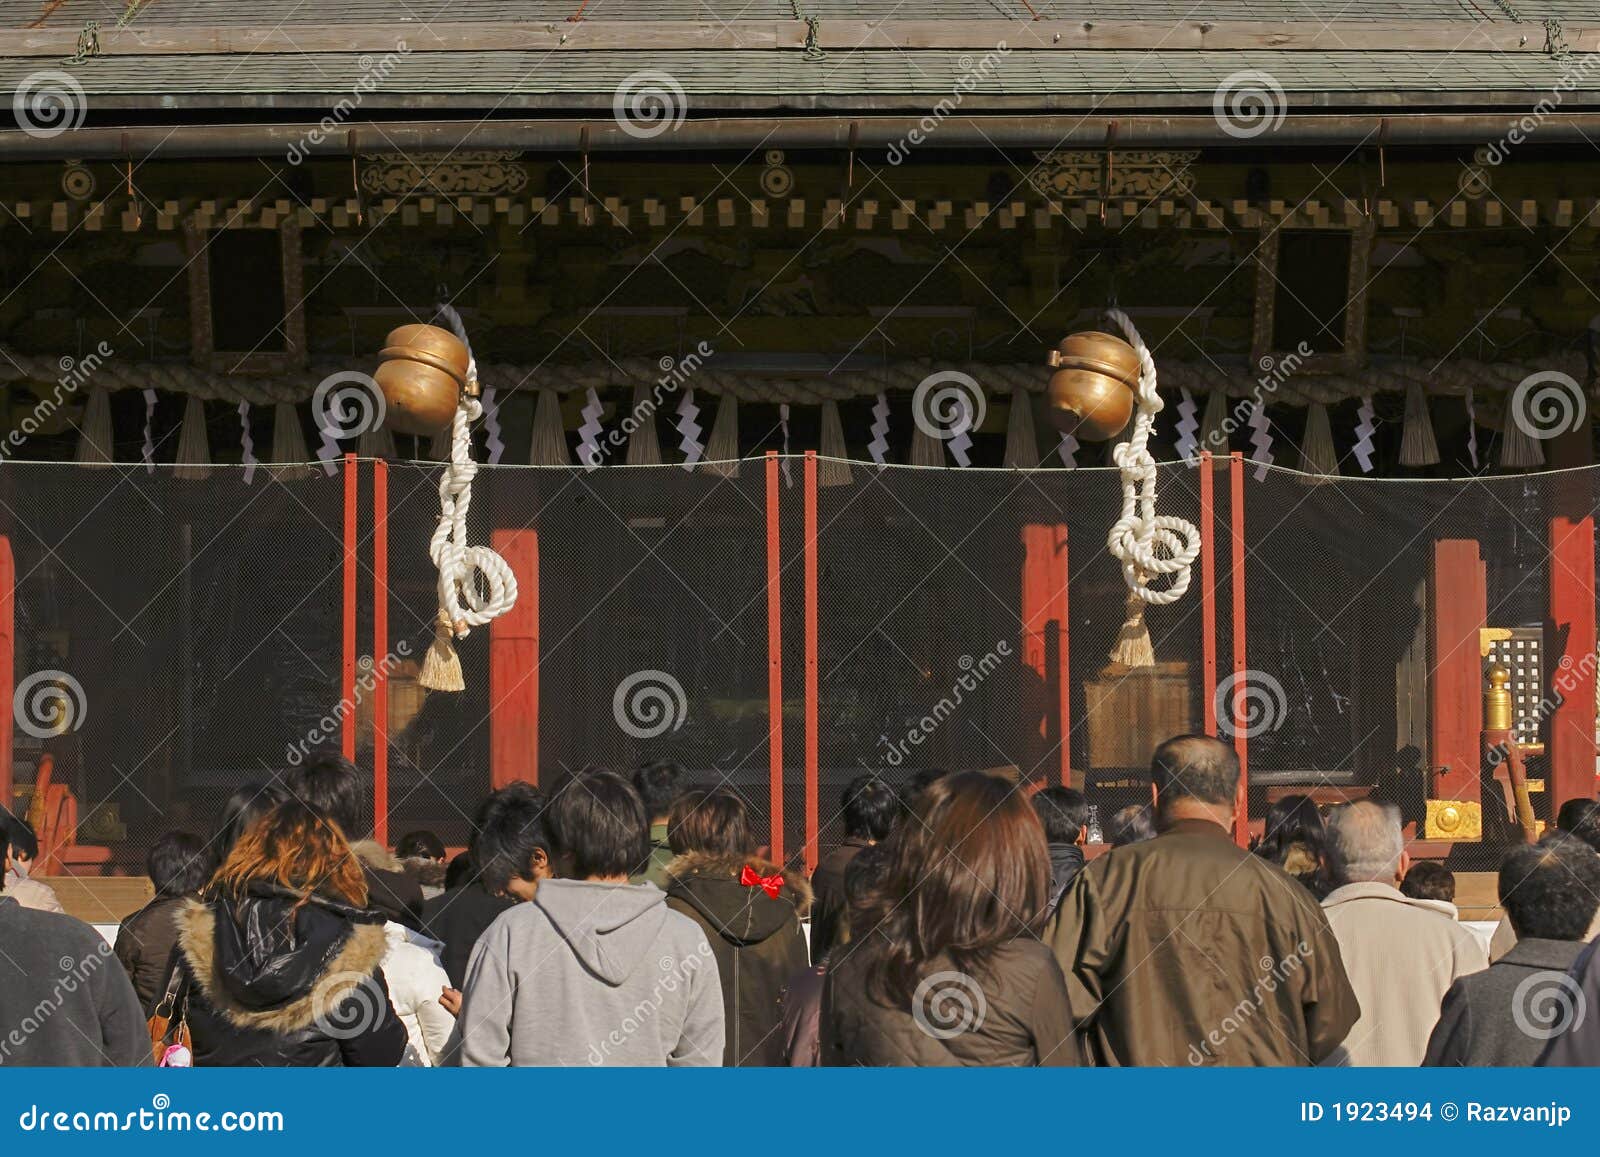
left=171, top=799, right=406, bottom=1066
left=819, top=771, right=1078, bottom=1066
left=1251, top=793, right=1330, bottom=898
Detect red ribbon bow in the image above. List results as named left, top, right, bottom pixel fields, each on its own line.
left=740, top=864, right=784, bottom=899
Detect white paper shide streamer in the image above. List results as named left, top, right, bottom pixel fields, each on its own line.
left=1057, top=432, right=1079, bottom=469
left=779, top=403, right=793, bottom=486
left=1174, top=387, right=1200, bottom=464
left=1465, top=390, right=1479, bottom=470
left=675, top=388, right=704, bottom=470
left=239, top=401, right=257, bottom=483
left=867, top=393, right=890, bottom=466
left=1246, top=398, right=1275, bottom=481
left=1352, top=395, right=1377, bottom=474
left=577, top=388, right=605, bottom=471
left=141, top=388, right=157, bottom=474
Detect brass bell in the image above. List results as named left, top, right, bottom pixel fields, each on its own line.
left=1045, top=330, right=1138, bottom=441
left=373, top=323, right=470, bottom=436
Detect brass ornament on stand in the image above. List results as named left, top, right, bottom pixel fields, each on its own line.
left=1044, top=330, right=1139, bottom=441
left=373, top=323, right=473, bottom=436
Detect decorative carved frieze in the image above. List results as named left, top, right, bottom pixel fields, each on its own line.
left=1028, top=149, right=1200, bottom=200
left=359, top=150, right=529, bottom=197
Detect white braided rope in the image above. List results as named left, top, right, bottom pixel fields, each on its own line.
left=1105, top=309, right=1202, bottom=606
left=430, top=308, right=517, bottom=638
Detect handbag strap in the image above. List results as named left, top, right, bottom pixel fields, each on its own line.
left=151, top=945, right=186, bottom=1019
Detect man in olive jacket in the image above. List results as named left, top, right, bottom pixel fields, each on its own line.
left=1045, top=735, right=1359, bottom=1066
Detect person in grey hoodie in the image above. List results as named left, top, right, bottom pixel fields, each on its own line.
left=456, top=770, right=725, bottom=1067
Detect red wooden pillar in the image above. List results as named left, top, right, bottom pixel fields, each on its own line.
left=765, top=453, right=784, bottom=864
left=373, top=459, right=389, bottom=845
left=1429, top=539, right=1486, bottom=802
left=0, top=536, right=11, bottom=809
left=1548, top=514, right=1597, bottom=806
left=489, top=529, right=540, bottom=788
left=1229, top=452, right=1248, bottom=846
left=1199, top=453, right=1219, bottom=735
left=341, top=452, right=358, bottom=761
left=1020, top=523, right=1070, bottom=786
left=803, top=452, right=820, bottom=873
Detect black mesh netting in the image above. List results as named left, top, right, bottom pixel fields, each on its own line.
left=8, top=457, right=1594, bottom=873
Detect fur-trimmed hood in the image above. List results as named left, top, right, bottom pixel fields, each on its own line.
left=176, top=892, right=389, bottom=1036
left=662, top=851, right=811, bottom=946
left=351, top=839, right=404, bottom=874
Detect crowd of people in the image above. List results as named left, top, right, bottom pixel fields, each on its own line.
left=5, top=734, right=1600, bottom=1067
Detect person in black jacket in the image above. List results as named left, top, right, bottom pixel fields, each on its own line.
left=283, top=752, right=425, bottom=930
left=422, top=782, right=550, bottom=988
left=115, top=830, right=212, bottom=1015
left=172, top=799, right=407, bottom=1067
left=1031, top=786, right=1088, bottom=920
left=809, top=776, right=896, bottom=961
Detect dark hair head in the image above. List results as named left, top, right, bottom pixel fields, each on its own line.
left=473, top=784, right=551, bottom=896
left=1106, top=803, right=1156, bottom=848
left=856, top=771, right=1050, bottom=1007
left=213, top=799, right=367, bottom=908
left=632, top=761, right=686, bottom=822
left=444, top=851, right=472, bottom=890
left=396, top=830, right=446, bottom=861
left=841, top=776, right=898, bottom=843
left=1254, top=794, right=1326, bottom=865
left=282, top=751, right=366, bottom=837
left=905, top=767, right=952, bottom=803
left=147, top=831, right=212, bottom=898
left=547, top=770, right=650, bottom=881
left=843, top=841, right=893, bottom=912
left=218, top=781, right=289, bottom=859
left=1151, top=734, right=1240, bottom=810
left=2, top=814, right=38, bottom=861
left=1032, top=787, right=1089, bottom=845
left=1556, top=798, right=1600, bottom=854
left=667, top=788, right=752, bottom=857
left=1399, top=860, right=1456, bottom=904
left=1500, top=836, right=1600, bottom=941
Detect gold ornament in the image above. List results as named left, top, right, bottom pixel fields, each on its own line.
left=1045, top=330, right=1138, bottom=441
left=373, top=323, right=470, bottom=436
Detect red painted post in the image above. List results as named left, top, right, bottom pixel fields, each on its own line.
left=803, top=452, right=819, bottom=873
left=1548, top=514, right=1597, bottom=806
left=373, top=459, right=389, bottom=846
left=1229, top=452, right=1248, bottom=846
left=0, top=536, right=11, bottom=809
left=1056, top=528, right=1070, bottom=788
left=1429, top=540, right=1486, bottom=803
left=490, top=530, right=541, bottom=788
left=766, top=452, right=784, bottom=865
left=1200, top=452, right=1218, bottom=736
left=342, top=452, right=358, bottom=762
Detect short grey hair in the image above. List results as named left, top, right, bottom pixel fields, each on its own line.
left=1324, top=801, right=1404, bottom=885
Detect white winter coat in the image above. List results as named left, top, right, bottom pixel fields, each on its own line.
left=381, top=921, right=456, bottom=1066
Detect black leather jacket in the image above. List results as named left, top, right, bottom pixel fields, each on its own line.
left=174, top=883, right=407, bottom=1067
